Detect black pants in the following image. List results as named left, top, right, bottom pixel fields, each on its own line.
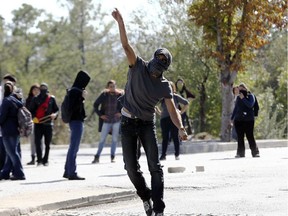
left=160, top=116, right=180, bottom=157
left=34, top=124, right=53, bottom=164
left=234, top=120, right=259, bottom=156
left=121, top=116, right=165, bottom=213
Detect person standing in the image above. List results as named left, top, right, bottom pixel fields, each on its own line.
left=159, top=81, right=189, bottom=161
left=30, top=83, right=59, bottom=166
left=175, top=78, right=195, bottom=134
left=0, top=81, right=25, bottom=180
left=231, top=83, right=260, bottom=158
left=25, top=84, right=40, bottom=165
left=0, top=74, right=21, bottom=171
left=63, top=71, right=90, bottom=180
left=91, top=80, right=123, bottom=164
left=112, top=8, right=188, bottom=216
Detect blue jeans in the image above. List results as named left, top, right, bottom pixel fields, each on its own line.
left=120, top=116, right=165, bottom=213
left=1, top=135, right=25, bottom=178
left=96, top=121, right=120, bottom=157
left=64, top=121, right=83, bottom=177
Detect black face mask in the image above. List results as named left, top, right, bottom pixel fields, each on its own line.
left=40, top=89, right=48, bottom=97
left=148, top=58, right=165, bottom=78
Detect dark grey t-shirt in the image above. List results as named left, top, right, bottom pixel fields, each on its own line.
left=160, top=94, right=189, bottom=119
left=119, top=56, right=173, bottom=121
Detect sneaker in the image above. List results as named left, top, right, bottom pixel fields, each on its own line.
left=92, top=155, right=99, bottom=164
left=235, top=154, right=245, bottom=158
left=152, top=212, right=164, bottom=216
left=143, top=200, right=153, bottom=216
left=111, top=155, right=116, bottom=163
left=159, top=155, right=166, bottom=161
left=27, top=160, right=35, bottom=165
left=175, top=155, right=180, bottom=160
left=253, top=153, right=260, bottom=158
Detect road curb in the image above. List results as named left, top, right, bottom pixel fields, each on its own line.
left=0, top=191, right=136, bottom=216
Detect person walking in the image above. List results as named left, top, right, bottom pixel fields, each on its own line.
left=0, top=81, right=25, bottom=180
left=159, top=81, right=189, bottom=161
left=231, top=83, right=260, bottom=158
left=25, top=84, right=40, bottom=165
left=63, top=71, right=90, bottom=180
left=91, top=80, right=123, bottom=164
left=112, top=8, right=188, bottom=216
left=30, top=83, right=59, bottom=166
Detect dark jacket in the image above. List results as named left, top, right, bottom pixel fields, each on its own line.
left=30, top=94, right=59, bottom=125
left=231, top=92, right=256, bottom=122
left=0, top=94, right=23, bottom=136
left=69, top=70, right=91, bottom=122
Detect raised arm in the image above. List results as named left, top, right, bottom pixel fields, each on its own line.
left=112, top=8, right=136, bottom=66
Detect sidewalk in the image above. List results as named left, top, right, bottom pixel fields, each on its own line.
left=0, top=139, right=287, bottom=216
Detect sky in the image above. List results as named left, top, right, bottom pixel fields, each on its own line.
left=0, top=0, right=156, bottom=23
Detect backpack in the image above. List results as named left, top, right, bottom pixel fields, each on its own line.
left=61, top=87, right=82, bottom=123
left=17, top=106, right=33, bottom=137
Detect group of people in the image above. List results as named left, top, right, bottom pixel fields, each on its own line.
left=0, top=8, right=260, bottom=216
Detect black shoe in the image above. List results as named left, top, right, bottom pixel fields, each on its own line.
left=92, top=155, right=99, bottom=164
left=10, top=176, right=26, bottom=181
left=63, top=173, right=69, bottom=179
left=235, top=154, right=245, bottom=158
left=0, top=174, right=10, bottom=180
left=143, top=200, right=153, bottom=216
left=68, top=175, right=85, bottom=180
left=27, top=160, right=35, bottom=165
left=43, top=162, right=49, bottom=166
left=111, top=155, right=116, bottom=163
left=253, top=154, right=260, bottom=158
left=159, top=155, right=166, bottom=161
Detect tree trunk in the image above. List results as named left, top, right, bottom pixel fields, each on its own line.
left=220, top=82, right=234, bottom=141
left=199, top=82, right=206, bottom=132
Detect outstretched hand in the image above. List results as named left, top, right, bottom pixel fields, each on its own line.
left=112, top=8, right=122, bottom=23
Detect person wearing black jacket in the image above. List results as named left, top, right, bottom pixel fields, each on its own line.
left=231, top=83, right=260, bottom=158
left=30, top=83, right=59, bottom=166
left=63, top=71, right=90, bottom=180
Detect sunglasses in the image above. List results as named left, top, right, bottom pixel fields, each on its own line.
left=156, top=54, right=168, bottom=64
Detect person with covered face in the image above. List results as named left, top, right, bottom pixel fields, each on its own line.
left=30, top=83, right=59, bottom=166
left=112, top=8, right=188, bottom=216
left=63, top=71, right=90, bottom=180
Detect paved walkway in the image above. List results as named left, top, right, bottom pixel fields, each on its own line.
left=0, top=139, right=287, bottom=216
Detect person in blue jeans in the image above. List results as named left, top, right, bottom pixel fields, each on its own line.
left=92, top=80, right=123, bottom=164
left=63, top=71, right=90, bottom=180
left=112, top=8, right=188, bottom=216
left=0, top=81, right=25, bottom=180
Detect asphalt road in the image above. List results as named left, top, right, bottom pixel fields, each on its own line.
left=24, top=147, right=288, bottom=216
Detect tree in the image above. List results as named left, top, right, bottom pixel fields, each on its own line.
left=188, top=0, right=287, bottom=141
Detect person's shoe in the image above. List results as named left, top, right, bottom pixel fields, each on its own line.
left=27, top=160, right=35, bottom=165
left=43, top=162, right=49, bottom=166
left=253, top=154, right=260, bottom=158
left=143, top=200, right=153, bottom=216
left=159, top=155, right=166, bottom=161
left=68, top=175, right=85, bottom=180
left=175, top=155, right=180, bottom=160
left=111, top=155, right=116, bottom=163
left=37, top=162, right=43, bottom=166
left=152, top=212, right=164, bottom=216
left=91, top=155, right=99, bottom=164
left=0, top=174, right=10, bottom=180
left=10, top=176, right=26, bottom=181
left=63, top=173, right=69, bottom=179
left=235, top=154, right=245, bottom=158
